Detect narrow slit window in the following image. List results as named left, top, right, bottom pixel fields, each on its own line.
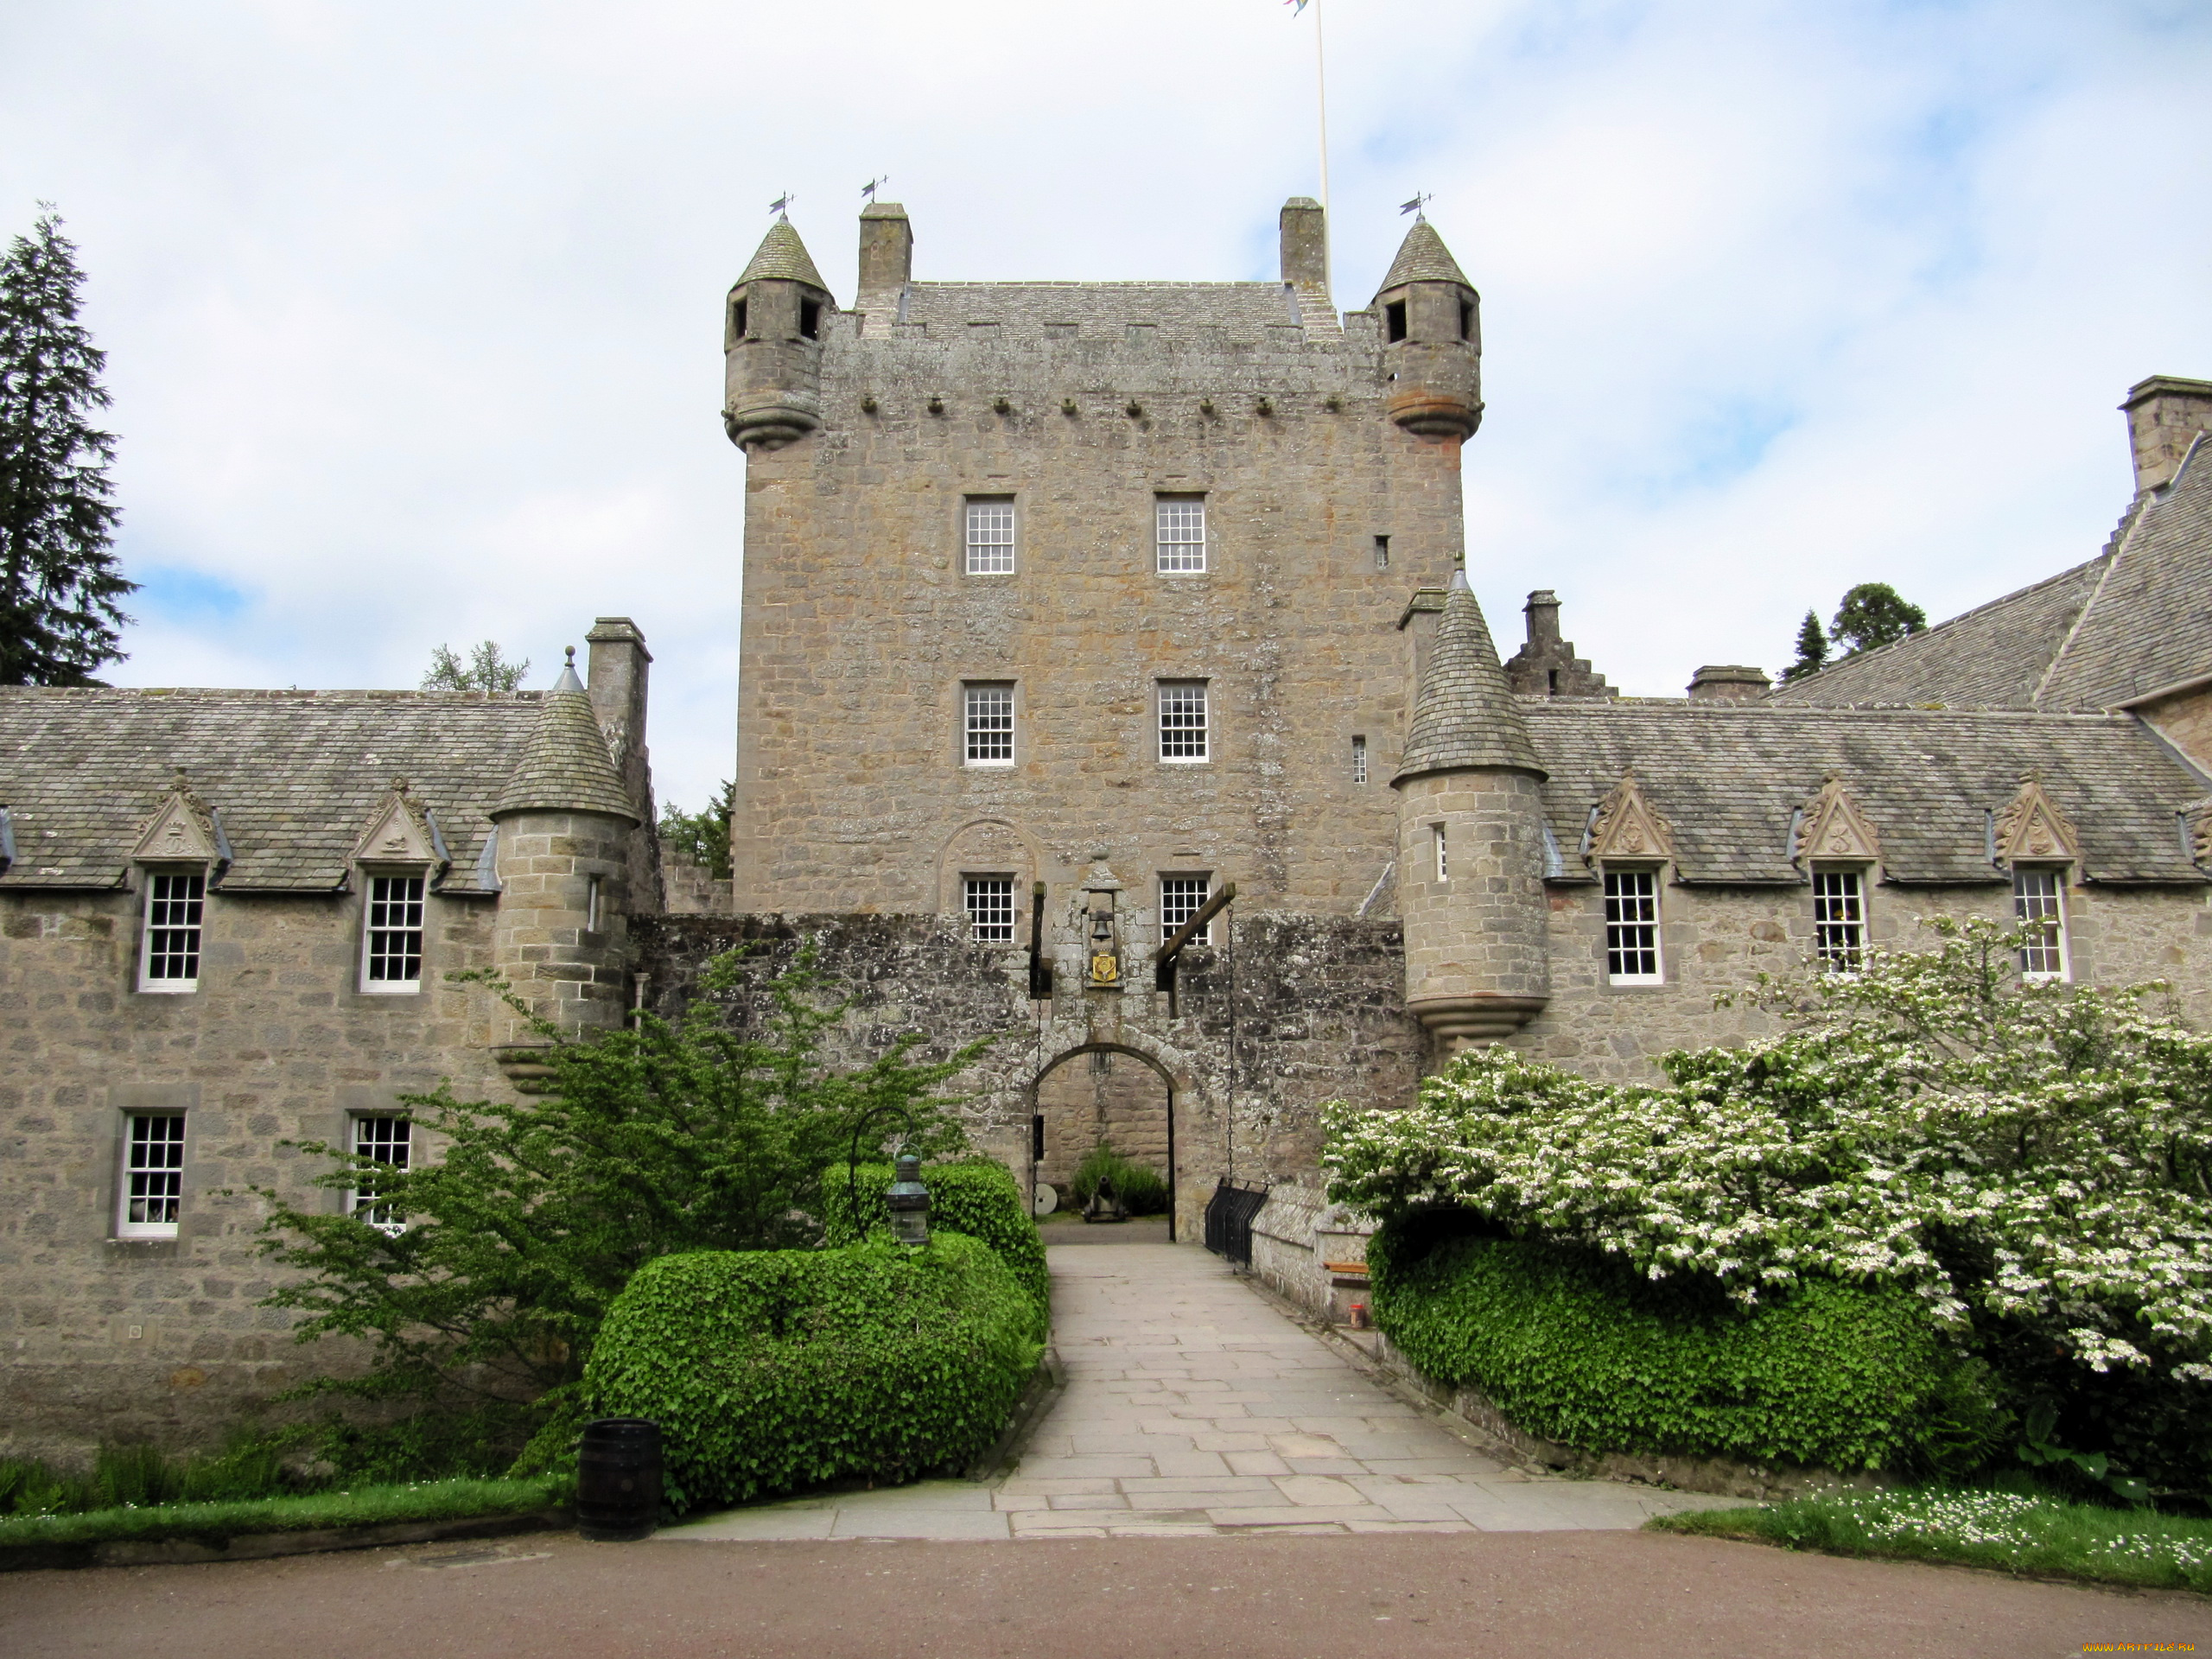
left=1155, top=496, right=1207, bottom=575
left=965, top=499, right=1015, bottom=575
left=1433, top=823, right=1449, bottom=882
left=1351, top=735, right=1368, bottom=785
left=362, top=874, right=425, bottom=992
left=1158, top=682, right=1209, bottom=762
left=2014, top=868, right=2069, bottom=980
left=140, top=872, right=205, bottom=992
left=350, top=1116, right=412, bottom=1235
left=1604, top=869, right=1662, bottom=982
left=964, top=875, right=1016, bottom=943
left=119, top=1113, right=185, bottom=1238
left=586, top=874, right=603, bottom=934
left=1459, top=299, right=1476, bottom=340
left=1160, top=874, right=1212, bottom=944
left=963, top=683, right=1015, bottom=766
left=732, top=297, right=748, bottom=340
left=1812, top=869, right=1865, bottom=973
left=1373, top=535, right=1389, bottom=569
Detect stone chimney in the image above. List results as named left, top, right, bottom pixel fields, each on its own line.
left=1281, top=197, right=1328, bottom=294
left=2122, top=375, right=2212, bottom=496
left=1688, top=664, right=1772, bottom=702
left=1502, top=590, right=1618, bottom=699
left=857, top=200, right=913, bottom=314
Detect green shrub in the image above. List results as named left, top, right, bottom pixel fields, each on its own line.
left=823, top=1158, right=1048, bottom=1328
left=586, top=1233, right=1042, bottom=1513
left=1368, top=1218, right=1982, bottom=1473
left=1069, top=1144, right=1169, bottom=1216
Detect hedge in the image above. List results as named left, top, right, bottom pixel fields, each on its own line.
left=824, top=1158, right=1049, bottom=1330
left=1367, top=1217, right=1993, bottom=1473
left=585, top=1234, right=1041, bottom=1512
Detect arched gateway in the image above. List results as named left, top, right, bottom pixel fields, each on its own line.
left=1029, top=1042, right=1179, bottom=1239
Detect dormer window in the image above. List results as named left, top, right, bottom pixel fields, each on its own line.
left=799, top=298, right=822, bottom=340
left=139, top=872, right=205, bottom=993
left=1811, top=868, right=1866, bottom=973
left=1603, top=869, right=1663, bottom=984
left=1385, top=300, right=1408, bottom=343
left=362, top=875, right=426, bottom=993
left=2013, top=868, right=2069, bottom=981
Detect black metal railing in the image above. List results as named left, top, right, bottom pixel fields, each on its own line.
left=1203, top=1178, right=1269, bottom=1266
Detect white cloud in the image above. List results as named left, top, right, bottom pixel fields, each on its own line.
left=3, top=0, right=2207, bottom=803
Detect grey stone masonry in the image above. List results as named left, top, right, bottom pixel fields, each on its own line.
left=1503, top=590, right=1618, bottom=700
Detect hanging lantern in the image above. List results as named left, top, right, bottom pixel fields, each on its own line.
left=886, top=1154, right=931, bottom=1247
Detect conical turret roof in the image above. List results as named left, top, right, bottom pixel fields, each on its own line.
left=1394, top=569, right=1546, bottom=784
left=1373, top=218, right=1472, bottom=298
left=491, top=652, right=639, bottom=823
left=737, top=218, right=830, bottom=290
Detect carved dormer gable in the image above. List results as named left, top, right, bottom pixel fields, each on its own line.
left=1794, top=774, right=1881, bottom=867
left=130, top=772, right=219, bottom=865
left=1994, top=773, right=2081, bottom=865
left=1586, top=769, right=1675, bottom=865
left=2183, top=799, right=2211, bottom=870
left=353, top=779, right=443, bottom=869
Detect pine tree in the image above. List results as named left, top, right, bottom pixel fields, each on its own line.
left=0, top=207, right=133, bottom=685
left=1783, top=609, right=1828, bottom=683
left=422, top=640, right=531, bottom=692
left=1830, top=582, right=1928, bottom=657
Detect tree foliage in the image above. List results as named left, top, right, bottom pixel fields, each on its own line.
left=421, top=639, right=530, bottom=693
left=0, top=207, right=134, bottom=686
left=658, top=779, right=735, bottom=878
left=251, top=948, right=988, bottom=1428
left=1782, top=608, right=1829, bottom=683
left=1829, top=581, right=1927, bottom=656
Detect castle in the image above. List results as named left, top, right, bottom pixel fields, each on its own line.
left=2, top=198, right=2208, bottom=1452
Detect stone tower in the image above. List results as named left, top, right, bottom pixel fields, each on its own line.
left=1391, top=566, right=1550, bottom=1053
left=719, top=201, right=1486, bottom=940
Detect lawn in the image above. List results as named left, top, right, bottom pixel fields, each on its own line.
left=0, top=1475, right=568, bottom=1553
left=1651, top=1485, right=2212, bottom=1594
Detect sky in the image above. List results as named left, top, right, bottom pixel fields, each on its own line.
left=3, top=0, right=2208, bottom=812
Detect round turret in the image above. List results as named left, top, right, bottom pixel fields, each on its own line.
left=1373, top=219, right=1482, bottom=442
left=723, top=218, right=835, bottom=453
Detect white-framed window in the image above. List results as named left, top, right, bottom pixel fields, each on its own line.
left=118, top=1113, right=185, bottom=1238
left=1351, top=735, right=1368, bottom=785
left=1811, top=868, right=1866, bottom=974
left=361, top=874, right=426, bottom=993
left=1160, top=874, right=1211, bottom=944
left=1604, top=868, right=1662, bottom=983
left=963, top=683, right=1015, bottom=766
left=964, top=498, right=1015, bottom=575
left=2014, top=867, right=2069, bottom=981
left=1158, top=681, right=1209, bottom=762
left=349, top=1116, right=412, bottom=1235
left=138, top=871, right=205, bottom=993
left=963, top=875, right=1016, bottom=943
left=1433, top=823, right=1448, bottom=882
left=1155, top=495, right=1206, bottom=575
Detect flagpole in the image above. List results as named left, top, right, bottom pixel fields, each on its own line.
left=1313, top=0, right=1332, bottom=284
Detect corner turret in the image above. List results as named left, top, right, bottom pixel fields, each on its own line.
left=1392, top=568, right=1549, bottom=1055
left=723, top=217, right=836, bottom=452
left=1373, top=217, right=1481, bottom=442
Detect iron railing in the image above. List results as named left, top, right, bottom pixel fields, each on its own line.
left=1203, top=1178, right=1269, bottom=1266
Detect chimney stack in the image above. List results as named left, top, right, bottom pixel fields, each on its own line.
left=1280, top=197, right=1329, bottom=297
left=2122, top=375, right=2212, bottom=496
left=1687, top=664, right=1771, bottom=702
left=857, top=201, right=913, bottom=313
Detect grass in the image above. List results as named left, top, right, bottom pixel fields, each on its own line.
left=1650, top=1484, right=2212, bottom=1594
left=0, top=1474, right=569, bottom=1552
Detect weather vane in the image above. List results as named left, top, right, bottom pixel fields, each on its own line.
left=861, top=176, right=887, bottom=202
left=1400, top=193, right=1432, bottom=219
left=768, top=192, right=794, bottom=218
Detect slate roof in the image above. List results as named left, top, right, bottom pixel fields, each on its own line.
left=1775, top=432, right=2212, bottom=714
left=1395, top=572, right=1545, bottom=782
left=1522, top=701, right=2211, bottom=887
left=0, top=689, right=547, bottom=893
left=736, top=218, right=830, bottom=290
left=2041, top=435, right=2212, bottom=709
left=897, top=282, right=1309, bottom=335
left=492, top=661, right=639, bottom=823
left=1374, top=219, right=1473, bottom=297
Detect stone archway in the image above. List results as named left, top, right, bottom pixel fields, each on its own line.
left=1031, top=1043, right=1177, bottom=1236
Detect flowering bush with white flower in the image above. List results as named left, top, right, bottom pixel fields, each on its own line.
left=1325, top=918, right=2212, bottom=1484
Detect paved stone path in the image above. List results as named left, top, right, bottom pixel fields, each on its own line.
left=660, top=1243, right=1741, bottom=1542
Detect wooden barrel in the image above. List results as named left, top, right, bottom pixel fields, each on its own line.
left=576, top=1417, right=662, bottom=1541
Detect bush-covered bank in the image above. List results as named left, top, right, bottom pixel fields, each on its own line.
left=1326, top=920, right=2212, bottom=1493
left=0, top=1476, right=566, bottom=1553
left=823, top=1158, right=1048, bottom=1327
left=1068, top=1143, right=1169, bottom=1216
left=587, top=1234, right=1041, bottom=1512
left=1369, top=1222, right=1978, bottom=1472
left=1650, top=1484, right=2212, bottom=1594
